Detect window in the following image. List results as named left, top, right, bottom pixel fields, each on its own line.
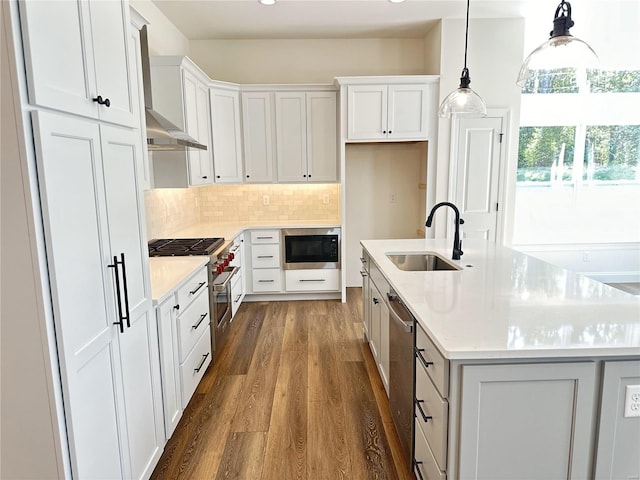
left=513, top=68, right=640, bottom=246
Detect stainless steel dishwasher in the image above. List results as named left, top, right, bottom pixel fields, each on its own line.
left=387, top=288, right=415, bottom=470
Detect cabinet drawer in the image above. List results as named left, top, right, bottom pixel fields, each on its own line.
left=415, top=364, right=448, bottom=470
left=176, top=267, right=208, bottom=311
left=416, top=325, right=449, bottom=398
left=250, top=230, right=280, bottom=244
left=285, top=269, right=340, bottom=292
left=414, top=419, right=446, bottom=480
left=177, top=289, right=210, bottom=362
left=231, top=271, right=243, bottom=316
left=180, top=329, right=211, bottom=407
left=251, top=244, right=281, bottom=268
left=252, top=269, right=282, bottom=292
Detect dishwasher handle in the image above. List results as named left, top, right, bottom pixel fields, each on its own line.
left=387, top=292, right=414, bottom=333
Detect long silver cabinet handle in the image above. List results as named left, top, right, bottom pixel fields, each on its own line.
left=299, top=279, right=326, bottom=282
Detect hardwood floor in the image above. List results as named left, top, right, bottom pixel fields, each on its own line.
left=150, top=288, right=414, bottom=480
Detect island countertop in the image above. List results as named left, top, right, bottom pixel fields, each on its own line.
left=361, top=238, right=640, bottom=360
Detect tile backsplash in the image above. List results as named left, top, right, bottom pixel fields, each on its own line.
left=144, top=184, right=341, bottom=239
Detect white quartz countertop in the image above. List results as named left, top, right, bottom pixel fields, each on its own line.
left=149, top=256, right=210, bottom=304
left=361, top=238, right=640, bottom=360
left=161, top=220, right=341, bottom=245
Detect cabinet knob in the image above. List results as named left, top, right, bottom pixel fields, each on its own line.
left=216, top=175, right=221, bottom=179
left=389, top=131, right=392, bottom=134
left=382, top=130, right=387, bottom=134
left=93, top=95, right=111, bottom=107
left=246, top=175, right=250, bottom=178
left=173, top=304, right=180, bottom=310
left=303, top=174, right=307, bottom=178
left=308, top=174, right=311, bottom=178
left=202, top=176, right=208, bottom=179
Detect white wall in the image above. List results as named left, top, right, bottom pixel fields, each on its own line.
left=345, top=143, right=425, bottom=287
left=1, top=3, right=67, bottom=477
left=190, top=38, right=427, bottom=84
left=130, top=0, right=190, bottom=56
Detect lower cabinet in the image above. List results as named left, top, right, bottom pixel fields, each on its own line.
left=284, top=269, right=340, bottom=292
left=155, top=265, right=211, bottom=440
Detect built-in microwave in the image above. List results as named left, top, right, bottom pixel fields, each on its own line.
left=282, top=228, right=341, bottom=270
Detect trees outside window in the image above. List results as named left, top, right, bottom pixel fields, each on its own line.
left=514, top=69, right=640, bottom=245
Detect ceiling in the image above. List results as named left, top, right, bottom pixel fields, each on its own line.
left=150, top=0, right=543, bottom=40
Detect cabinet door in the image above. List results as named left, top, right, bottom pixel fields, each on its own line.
left=387, top=84, right=428, bottom=140
left=347, top=85, right=387, bottom=140
left=275, top=92, right=307, bottom=182
left=210, top=88, right=244, bottom=183
left=185, top=73, right=213, bottom=186
left=595, top=360, right=640, bottom=480
left=369, top=282, right=382, bottom=361
left=100, top=125, right=163, bottom=479
left=88, top=0, right=135, bottom=127
left=19, top=0, right=135, bottom=127
left=242, top=92, right=275, bottom=182
left=458, top=362, right=597, bottom=480
left=156, top=297, right=182, bottom=439
left=32, top=111, right=124, bottom=480
left=306, top=92, right=337, bottom=182
left=361, top=269, right=371, bottom=339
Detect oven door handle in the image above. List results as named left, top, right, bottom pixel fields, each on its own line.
left=213, top=266, right=239, bottom=291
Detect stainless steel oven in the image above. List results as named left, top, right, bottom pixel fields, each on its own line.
left=210, top=261, right=239, bottom=356
left=282, top=227, right=341, bottom=270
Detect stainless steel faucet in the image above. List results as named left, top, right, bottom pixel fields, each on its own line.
left=425, top=202, right=465, bottom=260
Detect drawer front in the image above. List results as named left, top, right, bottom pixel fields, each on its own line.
left=177, top=289, right=211, bottom=362
left=252, top=268, right=282, bottom=292
left=415, top=364, right=448, bottom=469
left=416, top=325, right=449, bottom=397
left=414, top=419, right=446, bottom=480
left=176, top=267, right=208, bottom=311
left=368, top=259, right=387, bottom=296
left=285, top=269, right=340, bottom=292
left=250, top=230, right=280, bottom=244
left=180, top=329, right=211, bottom=408
left=251, top=244, right=280, bottom=268
left=360, top=249, right=370, bottom=274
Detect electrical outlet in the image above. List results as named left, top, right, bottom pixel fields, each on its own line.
left=262, top=195, right=269, bottom=206
left=322, top=194, right=329, bottom=205
left=582, top=251, right=590, bottom=262
left=624, top=385, right=640, bottom=418
left=390, top=193, right=397, bottom=204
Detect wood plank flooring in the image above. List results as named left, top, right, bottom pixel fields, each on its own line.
left=150, top=288, right=414, bottom=480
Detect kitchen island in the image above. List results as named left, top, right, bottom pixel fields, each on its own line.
left=361, top=238, right=640, bottom=480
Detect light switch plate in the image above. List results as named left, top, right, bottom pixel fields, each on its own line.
left=624, top=385, right=640, bottom=418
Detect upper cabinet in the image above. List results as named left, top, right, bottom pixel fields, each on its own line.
left=18, top=0, right=135, bottom=128
left=149, top=56, right=213, bottom=187
left=275, top=91, right=337, bottom=183
left=210, top=86, right=244, bottom=183
left=337, top=76, right=439, bottom=142
left=241, top=92, right=276, bottom=183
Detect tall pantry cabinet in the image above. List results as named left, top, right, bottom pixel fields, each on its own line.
left=15, top=1, right=163, bottom=479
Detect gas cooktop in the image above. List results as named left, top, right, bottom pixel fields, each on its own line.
left=148, top=238, right=224, bottom=257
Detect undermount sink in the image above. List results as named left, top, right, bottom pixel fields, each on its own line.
left=386, top=253, right=461, bottom=271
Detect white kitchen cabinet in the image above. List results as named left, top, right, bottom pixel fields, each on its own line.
left=594, top=360, right=640, bottom=480
left=248, top=229, right=283, bottom=293
left=210, top=86, right=244, bottom=183
left=457, top=362, right=597, bottom=480
left=275, top=91, right=337, bottom=183
left=360, top=253, right=371, bottom=340
left=129, top=7, right=152, bottom=190
left=242, top=92, right=275, bottom=183
left=156, top=297, right=181, bottom=439
left=18, top=0, right=135, bottom=127
left=150, top=56, right=213, bottom=187
left=32, top=111, right=163, bottom=480
left=345, top=81, right=432, bottom=141
left=284, top=269, right=340, bottom=292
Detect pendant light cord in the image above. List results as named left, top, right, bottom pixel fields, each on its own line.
left=463, top=0, right=470, bottom=70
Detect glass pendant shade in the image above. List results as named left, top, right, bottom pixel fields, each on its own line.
left=439, top=67, right=487, bottom=118
left=517, top=0, right=598, bottom=86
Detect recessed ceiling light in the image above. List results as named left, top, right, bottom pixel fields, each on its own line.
left=259, top=0, right=276, bottom=5
left=389, top=0, right=406, bottom=3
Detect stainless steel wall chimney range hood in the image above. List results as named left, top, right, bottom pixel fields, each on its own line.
left=140, top=25, right=206, bottom=151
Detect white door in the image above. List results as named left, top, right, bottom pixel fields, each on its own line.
left=32, top=111, right=124, bottom=480
left=306, top=91, right=337, bottom=182
left=242, top=92, right=275, bottom=182
left=210, top=88, right=244, bottom=183
left=275, top=92, right=307, bottom=182
left=101, top=125, right=164, bottom=480
left=451, top=115, right=504, bottom=241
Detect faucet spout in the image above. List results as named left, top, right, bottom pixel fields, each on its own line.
left=425, top=202, right=464, bottom=260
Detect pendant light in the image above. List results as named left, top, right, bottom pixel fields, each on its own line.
left=517, top=0, right=598, bottom=86
left=438, top=0, right=487, bottom=118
